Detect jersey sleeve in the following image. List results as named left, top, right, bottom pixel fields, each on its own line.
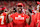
left=3, top=12, right=7, bottom=16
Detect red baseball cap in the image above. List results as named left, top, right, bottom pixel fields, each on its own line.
left=0, top=7, right=5, bottom=10
left=37, top=1, right=40, bottom=4
left=17, top=3, right=23, bottom=7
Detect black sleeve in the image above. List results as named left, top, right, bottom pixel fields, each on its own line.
left=28, top=9, right=32, bottom=13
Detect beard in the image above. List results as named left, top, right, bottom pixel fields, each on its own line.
left=19, top=11, right=22, bottom=13
left=18, top=9, right=22, bottom=13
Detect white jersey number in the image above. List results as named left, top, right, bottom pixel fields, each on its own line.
left=0, top=16, right=4, bottom=25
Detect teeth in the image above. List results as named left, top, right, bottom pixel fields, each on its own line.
left=19, top=9, right=21, bottom=10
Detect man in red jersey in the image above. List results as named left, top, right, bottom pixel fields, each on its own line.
left=0, top=7, right=8, bottom=27
left=0, top=7, right=12, bottom=27
left=35, top=13, right=40, bottom=27
left=30, top=14, right=37, bottom=27
left=34, top=5, right=40, bottom=27
left=10, top=3, right=30, bottom=27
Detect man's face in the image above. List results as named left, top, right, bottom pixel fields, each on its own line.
left=17, top=7, right=22, bottom=12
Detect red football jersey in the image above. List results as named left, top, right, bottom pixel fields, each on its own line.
left=10, top=12, right=29, bottom=27
left=37, top=21, right=40, bottom=27
left=34, top=13, right=40, bottom=27
left=0, top=12, right=7, bottom=26
left=35, top=13, right=40, bottom=23
left=30, top=15, right=35, bottom=27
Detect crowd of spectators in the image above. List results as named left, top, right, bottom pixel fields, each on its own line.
left=0, top=1, right=39, bottom=15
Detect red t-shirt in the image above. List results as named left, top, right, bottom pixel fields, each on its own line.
left=37, top=21, right=40, bottom=27
left=34, top=13, right=40, bottom=27
left=10, top=12, right=29, bottom=27
left=0, top=12, right=7, bottom=26
left=30, top=15, right=35, bottom=27
left=35, top=13, right=40, bottom=23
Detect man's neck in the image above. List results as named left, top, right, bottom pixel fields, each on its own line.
left=18, top=12, right=22, bottom=14
left=17, top=11, right=22, bottom=14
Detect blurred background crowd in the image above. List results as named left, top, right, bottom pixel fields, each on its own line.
left=0, top=1, right=40, bottom=15
left=0, top=1, right=37, bottom=10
